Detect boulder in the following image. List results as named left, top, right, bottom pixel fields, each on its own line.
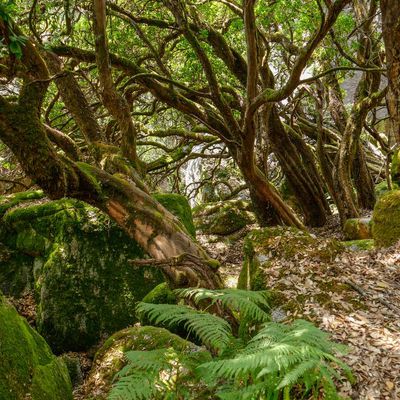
left=372, top=190, right=400, bottom=247
left=343, top=217, right=372, bottom=240
left=0, top=191, right=194, bottom=352
left=193, top=200, right=256, bottom=235
left=82, top=326, right=211, bottom=399
left=238, top=227, right=343, bottom=290
left=0, top=292, right=72, bottom=400
left=391, top=148, right=400, bottom=185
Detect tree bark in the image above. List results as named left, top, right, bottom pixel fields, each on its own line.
left=380, top=0, right=400, bottom=144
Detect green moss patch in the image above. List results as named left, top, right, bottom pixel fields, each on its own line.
left=372, top=189, right=400, bottom=247
left=0, top=292, right=72, bottom=400
left=153, top=193, right=196, bottom=238
left=341, top=239, right=375, bottom=251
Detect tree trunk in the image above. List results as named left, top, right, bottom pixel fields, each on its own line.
left=380, top=0, right=400, bottom=144
left=267, top=107, right=329, bottom=227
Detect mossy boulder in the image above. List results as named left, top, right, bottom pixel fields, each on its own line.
left=193, top=200, right=256, bottom=235
left=391, top=148, right=400, bottom=185
left=142, top=282, right=177, bottom=305
left=372, top=190, right=400, bottom=247
left=238, top=227, right=343, bottom=290
left=0, top=292, right=73, bottom=400
left=0, top=191, right=194, bottom=353
left=153, top=193, right=196, bottom=238
left=82, top=326, right=211, bottom=399
left=343, top=217, right=372, bottom=240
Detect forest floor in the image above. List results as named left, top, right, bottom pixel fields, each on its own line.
left=14, top=223, right=399, bottom=399
left=198, top=222, right=400, bottom=400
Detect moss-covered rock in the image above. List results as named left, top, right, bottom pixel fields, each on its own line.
left=142, top=282, right=177, bottom=305
left=82, top=326, right=211, bottom=399
left=193, top=200, right=256, bottom=235
left=0, top=292, right=72, bottom=400
left=341, top=239, right=375, bottom=251
left=391, top=148, right=400, bottom=185
left=0, top=191, right=195, bottom=353
left=153, top=193, right=196, bottom=238
left=372, top=190, right=400, bottom=247
left=343, top=218, right=372, bottom=240
left=238, top=227, right=343, bottom=290
left=375, top=180, right=399, bottom=199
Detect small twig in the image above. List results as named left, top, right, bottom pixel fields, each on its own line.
left=344, top=278, right=400, bottom=315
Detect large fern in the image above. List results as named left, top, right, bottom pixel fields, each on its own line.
left=109, top=289, right=353, bottom=400
left=199, top=319, right=354, bottom=399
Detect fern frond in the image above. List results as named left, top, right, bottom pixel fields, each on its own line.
left=136, top=302, right=233, bottom=353
left=109, top=347, right=195, bottom=400
left=175, top=288, right=270, bottom=323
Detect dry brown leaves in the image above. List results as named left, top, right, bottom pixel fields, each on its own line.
left=262, top=243, right=400, bottom=400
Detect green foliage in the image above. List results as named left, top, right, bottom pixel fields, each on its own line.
left=110, top=289, right=353, bottom=400
left=136, top=302, right=232, bottom=353
left=0, top=0, right=27, bottom=59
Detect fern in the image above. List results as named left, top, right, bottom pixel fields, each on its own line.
left=175, top=288, right=270, bottom=323
left=109, top=289, right=353, bottom=400
left=199, top=319, right=352, bottom=399
left=109, top=347, right=197, bottom=400
left=136, top=302, right=233, bottom=353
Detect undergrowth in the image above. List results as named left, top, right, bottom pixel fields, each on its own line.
left=109, top=288, right=353, bottom=400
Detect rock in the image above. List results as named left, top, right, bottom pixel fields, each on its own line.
left=341, top=239, right=375, bottom=251
left=0, top=292, right=72, bottom=400
left=142, top=282, right=177, bottom=305
left=82, top=326, right=211, bottom=400
left=375, top=180, right=399, bottom=199
left=238, top=227, right=343, bottom=290
left=391, top=148, right=400, bottom=185
left=0, top=191, right=194, bottom=352
left=372, top=190, right=400, bottom=247
left=343, top=218, right=372, bottom=240
left=153, top=193, right=196, bottom=238
left=59, top=354, right=83, bottom=387
left=193, top=200, right=256, bottom=235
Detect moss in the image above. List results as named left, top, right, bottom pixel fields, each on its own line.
left=84, top=326, right=211, bottom=400
left=375, top=180, right=399, bottom=199
left=153, top=193, right=196, bottom=238
left=0, top=190, right=198, bottom=352
left=0, top=292, right=72, bottom=400
left=142, top=283, right=177, bottom=304
left=59, top=355, right=82, bottom=387
left=0, top=190, right=44, bottom=217
left=343, top=218, right=372, bottom=240
left=391, top=149, right=400, bottom=185
left=194, top=200, right=256, bottom=235
left=341, top=239, right=375, bottom=251
left=76, top=162, right=102, bottom=194
left=0, top=194, right=164, bottom=352
left=372, top=190, right=400, bottom=247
